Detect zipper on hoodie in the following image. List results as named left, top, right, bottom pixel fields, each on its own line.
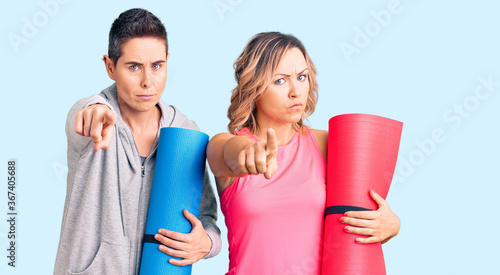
left=134, top=142, right=159, bottom=273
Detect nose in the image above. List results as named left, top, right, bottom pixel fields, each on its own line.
left=141, top=68, right=152, bottom=88
left=288, top=79, right=301, bottom=98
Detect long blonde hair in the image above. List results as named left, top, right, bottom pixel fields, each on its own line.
left=227, top=32, right=319, bottom=134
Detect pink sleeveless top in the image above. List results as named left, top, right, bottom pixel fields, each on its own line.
left=220, top=127, right=326, bottom=275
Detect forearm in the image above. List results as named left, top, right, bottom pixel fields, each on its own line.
left=198, top=169, right=221, bottom=259
left=207, top=134, right=254, bottom=178
left=202, top=225, right=221, bottom=259
left=222, top=136, right=255, bottom=176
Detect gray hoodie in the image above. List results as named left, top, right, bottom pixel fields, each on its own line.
left=54, top=84, right=221, bottom=275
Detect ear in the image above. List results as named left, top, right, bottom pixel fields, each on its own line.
left=103, top=55, right=116, bottom=81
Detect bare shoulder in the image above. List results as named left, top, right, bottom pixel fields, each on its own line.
left=311, top=128, right=328, bottom=161
left=311, top=128, right=328, bottom=144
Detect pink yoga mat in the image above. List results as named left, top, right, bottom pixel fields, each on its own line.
left=321, top=114, right=403, bottom=275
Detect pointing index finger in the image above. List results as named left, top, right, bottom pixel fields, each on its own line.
left=266, top=128, right=278, bottom=154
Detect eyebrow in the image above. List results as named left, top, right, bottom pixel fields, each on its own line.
left=274, top=68, right=309, bottom=77
left=124, top=60, right=166, bottom=65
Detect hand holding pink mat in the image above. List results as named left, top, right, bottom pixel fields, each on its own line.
left=322, top=114, right=403, bottom=275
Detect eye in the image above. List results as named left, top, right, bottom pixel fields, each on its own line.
left=152, top=63, right=161, bottom=70
left=129, top=64, right=139, bottom=71
left=298, top=74, right=307, bottom=81
left=274, top=78, right=285, bottom=85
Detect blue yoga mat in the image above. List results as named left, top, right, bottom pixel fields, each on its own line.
left=139, top=127, right=209, bottom=275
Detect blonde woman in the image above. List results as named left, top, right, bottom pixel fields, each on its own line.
left=207, top=32, right=400, bottom=274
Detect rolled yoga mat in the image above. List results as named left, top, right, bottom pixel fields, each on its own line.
left=321, top=114, right=403, bottom=275
left=139, top=127, right=209, bottom=275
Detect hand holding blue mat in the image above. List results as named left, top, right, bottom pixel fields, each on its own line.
left=139, top=127, right=209, bottom=275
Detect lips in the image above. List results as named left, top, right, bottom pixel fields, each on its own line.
left=289, top=103, right=303, bottom=109
left=137, top=94, right=155, bottom=100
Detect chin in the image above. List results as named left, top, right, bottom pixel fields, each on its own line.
left=290, top=115, right=304, bottom=123
left=280, top=118, right=302, bottom=125
left=135, top=103, right=157, bottom=112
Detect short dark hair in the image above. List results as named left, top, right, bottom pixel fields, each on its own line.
left=108, top=8, right=168, bottom=65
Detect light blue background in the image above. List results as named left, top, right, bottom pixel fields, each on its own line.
left=1, top=0, right=499, bottom=274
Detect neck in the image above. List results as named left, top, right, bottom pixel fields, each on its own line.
left=119, top=102, right=160, bottom=136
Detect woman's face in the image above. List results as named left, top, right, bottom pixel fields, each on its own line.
left=106, top=37, right=169, bottom=115
left=256, top=47, right=310, bottom=126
